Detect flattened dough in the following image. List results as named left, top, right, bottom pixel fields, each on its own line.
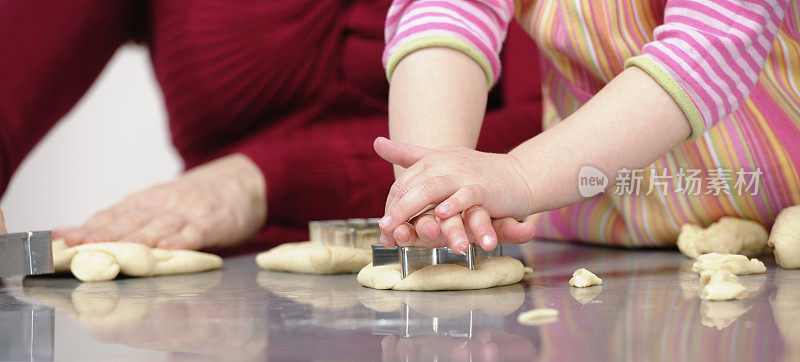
left=256, top=241, right=371, bottom=274
left=569, top=268, right=602, bottom=287
left=768, top=205, right=800, bottom=269
left=677, top=217, right=768, bottom=259
left=51, top=239, right=223, bottom=282
left=691, top=253, right=766, bottom=275
left=357, top=256, right=524, bottom=291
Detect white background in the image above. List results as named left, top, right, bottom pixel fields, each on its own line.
left=0, top=45, right=182, bottom=232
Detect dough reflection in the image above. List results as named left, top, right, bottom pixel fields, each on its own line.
left=22, top=271, right=268, bottom=357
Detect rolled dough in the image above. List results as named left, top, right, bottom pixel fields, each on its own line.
left=51, top=239, right=223, bottom=282
left=568, top=268, right=602, bottom=287
left=677, top=217, right=768, bottom=259
left=768, top=205, right=800, bottom=269
left=357, top=256, right=524, bottom=291
left=691, top=253, right=766, bottom=275
left=255, top=241, right=371, bottom=274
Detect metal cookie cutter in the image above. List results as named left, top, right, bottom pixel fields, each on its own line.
left=0, top=231, right=53, bottom=278
left=309, top=219, right=382, bottom=249
left=372, top=244, right=503, bottom=278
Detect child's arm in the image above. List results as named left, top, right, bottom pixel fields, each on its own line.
left=377, top=65, right=691, bottom=232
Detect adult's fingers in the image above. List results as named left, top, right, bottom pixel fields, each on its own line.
left=373, top=137, right=434, bottom=169
left=393, top=223, right=415, bottom=246
left=464, top=206, right=498, bottom=251
left=89, top=210, right=153, bottom=241
left=156, top=222, right=207, bottom=250
left=118, top=214, right=186, bottom=247
left=492, top=218, right=536, bottom=244
left=0, top=208, right=6, bottom=234
left=435, top=185, right=486, bottom=219
left=438, top=215, right=469, bottom=254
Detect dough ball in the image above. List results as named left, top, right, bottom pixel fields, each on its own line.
left=256, top=241, right=371, bottom=274
left=691, top=253, right=766, bottom=275
left=768, top=205, right=800, bottom=269
left=52, top=238, right=77, bottom=273
left=677, top=217, right=768, bottom=259
left=517, top=308, right=559, bottom=326
left=70, top=250, right=121, bottom=282
left=568, top=268, right=602, bottom=287
left=151, top=249, right=222, bottom=276
left=357, top=256, right=524, bottom=291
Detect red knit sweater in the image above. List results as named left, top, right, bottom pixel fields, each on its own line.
left=0, top=0, right=542, bottom=254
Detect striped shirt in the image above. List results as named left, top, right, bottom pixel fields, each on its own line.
left=384, top=0, right=800, bottom=246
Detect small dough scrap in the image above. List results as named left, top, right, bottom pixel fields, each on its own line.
left=523, top=267, right=534, bottom=275
left=768, top=205, right=800, bottom=269
left=691, top=253, right=766, bottom=275
left=677, top=217, right=768, bottom=259
left=517, top=308, right=559, bottom=326
left=151, top=249, right=222, bottom=276
left=699, top=270, right=747, bottom=301
left=256, top=241, right=371, bottom=274
left=70, top=250, right=121, bottom=282
left=569, top=268, right=602, bottom=287
left=357, top=257, right=524, bottom=291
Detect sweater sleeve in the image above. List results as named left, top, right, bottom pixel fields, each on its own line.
left=0, top=0, right=135, bottom=193
left=625, top=0, right=790, bottom=141
left=383, top=0, right=515, bottom=87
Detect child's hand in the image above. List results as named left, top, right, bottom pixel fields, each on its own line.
left=374, top=137, right=536, bottom=253
left=388, top=209, right=537, bottom=253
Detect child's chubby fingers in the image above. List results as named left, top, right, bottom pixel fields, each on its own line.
left=438, top=214, right=470, bottom=254
left=463, top=206, right=498, bottom=251
left=373, top=137, right=434, bottom=169
left=380, top=175, right=456, bottom=233
left=413, top=212, right=440, bottom=241
left=492, top=218, right=536, bottom=244
left=435, top=185, right=486, bottom=219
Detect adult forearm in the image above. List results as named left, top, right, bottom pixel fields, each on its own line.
left=509, top=67, right=692, bottom=213
left=388, top=47, right=488, bottom=177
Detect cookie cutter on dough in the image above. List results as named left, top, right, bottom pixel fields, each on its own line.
left=372, top=244, right=503, bottom=278
left=309, top=219, right=382, bottom=249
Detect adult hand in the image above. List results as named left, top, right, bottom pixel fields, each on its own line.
left=55, top=154, right=266, bottom=250
left=374, top=137, right=536, bottom=253
left=0, top=208, right=6, bottom=234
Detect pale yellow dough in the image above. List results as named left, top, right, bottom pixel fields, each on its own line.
left=699, top=270, right=747, bottom=301
left=256, top=241, right=371, bottom=274
left=768, top=205, right=800, bottom=269
left=517, top=308, right=559, bottom=326
left=51, top=239, right=223, bottom=282
left=569, top=268, right=602, bottom=287
left=677, top=217, right=768, bottom=259
left=691, top=253, right=766, bottom=275
left=357, top=256, right=524, bottom=291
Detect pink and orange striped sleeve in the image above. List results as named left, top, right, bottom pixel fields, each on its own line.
left=626, top=0, right=791, bottom=140
left=383, top=0, right=514, bottom=87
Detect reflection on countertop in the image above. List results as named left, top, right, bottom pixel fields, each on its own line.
left=0, top=241, right=797, bottom=361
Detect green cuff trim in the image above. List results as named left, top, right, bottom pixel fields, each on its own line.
left=385, top=35, right=495, bottom=88
left=625, top=55, right=705, bottom=141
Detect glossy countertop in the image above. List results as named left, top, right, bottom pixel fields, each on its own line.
left=1, top=241, right=797, bottom=361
